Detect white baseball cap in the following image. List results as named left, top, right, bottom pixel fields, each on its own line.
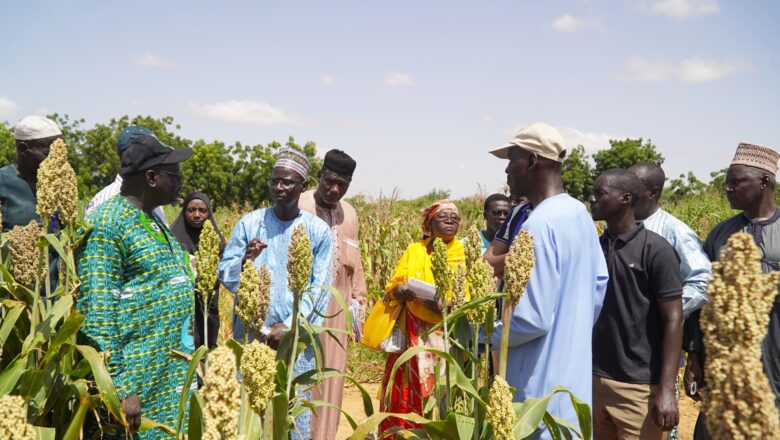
left=489, top=122, right=567, bottom=162
left=13, top=115, right=62, bottom=141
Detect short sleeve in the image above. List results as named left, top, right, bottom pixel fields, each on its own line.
left=649, top=239, right=684, bottom=299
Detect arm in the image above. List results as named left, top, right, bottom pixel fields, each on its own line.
left=351, top=246, right=369, bottom=325
left=490, top=222, right=559, bottom=348
left=218, top=218, right=250, bottom=293
left=653, top=296, right=683, bottom=430
left=484, top=240, right=510, bottom=277
left=76, top=222, right=142, bottom=430
left=76, top=223, right=134, bottom=398
left=673, top=226, right=712, bottom=317
left=648, top=242, right=684, bottom=430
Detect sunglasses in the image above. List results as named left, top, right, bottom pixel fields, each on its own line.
left=489, top=209, right=509, bottom=217
left=155, top=169, right=183, bottom=181
left=268, top=178, right=303, bottom=189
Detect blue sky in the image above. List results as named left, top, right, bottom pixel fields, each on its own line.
left=1, top=0, right=778, bottom=199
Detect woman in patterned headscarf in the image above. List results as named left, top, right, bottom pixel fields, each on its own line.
left=378, top=200, right=465, bottom=438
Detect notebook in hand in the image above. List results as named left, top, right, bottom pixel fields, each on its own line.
left=407, top=278, right=438, bottom=302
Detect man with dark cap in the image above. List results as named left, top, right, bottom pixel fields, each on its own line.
left=298, top=149, right=368, bottom=440
left=84, top=126, right=167, bottom=222
left=218, top=147, right=333, bottom=440
left=684, top=142, right=780, bottom=439
left=0, top=115, right=63, bottom=231
left=77, top=133, right=194, bottom=439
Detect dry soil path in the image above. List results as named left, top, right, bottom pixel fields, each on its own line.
left=334, top=383, right=699, bottom=439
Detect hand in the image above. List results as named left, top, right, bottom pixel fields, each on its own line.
left=651, top=388, right=679, bottom=431
left=684, top=352, right=703, bottom=401
left=264, top=323, right=289, bottom=350
left=420, top=298, right=443, bottom=314
left=122, top=394, right=142, bottom=432
left=242, top=239, right=268, bottom=263
left=392, top=284, right=415, bottom=301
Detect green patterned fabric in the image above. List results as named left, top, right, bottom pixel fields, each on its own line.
left=77, top=195, right=195, bottom=439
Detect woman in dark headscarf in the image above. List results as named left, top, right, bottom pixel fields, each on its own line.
left=170, top=191, right=226, bottom=348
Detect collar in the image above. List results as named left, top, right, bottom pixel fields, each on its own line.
left=745, top=208, right=780, bottom=225
left=602, top=222, right=645, bottom=245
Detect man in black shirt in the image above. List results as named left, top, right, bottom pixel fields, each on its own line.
left=589, top=169, right=684, bottom=439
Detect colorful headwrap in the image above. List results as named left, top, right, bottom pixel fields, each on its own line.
left=421, top=199, right=459, bottom=239
left=273, top=147, right=311, bottom=180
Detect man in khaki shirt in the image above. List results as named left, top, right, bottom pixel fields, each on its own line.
left=299, top=149, right=367, bottom=440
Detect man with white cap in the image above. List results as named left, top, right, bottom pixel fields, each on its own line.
left=218, top=147, right=332, bottom=440
left=0, top=115, right=63, bottom=231
left=684, top=142, right=780, bottom=439
left=84, top=126, right=167, bottom=222
left=487, top=122, right=608, bottom=438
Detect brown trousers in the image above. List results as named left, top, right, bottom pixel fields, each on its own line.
left=593, top=375, right=665, bottom=440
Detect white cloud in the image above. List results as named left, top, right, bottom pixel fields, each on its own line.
left=484, top=115, right=495, bottom=124
left=551, top=14, right=600, bottom=33
left=677, top=57, right=744, bottom=83
left=316, top=74, right=336, bottom=86
left=635, top=0, right=719, bottom=20
left=134, top=52, right=175, bottom=69
left=187, top=100, right=297, bottom=125
left=383, top=72, right=414, bottom=87
left=558, top=127, right=622, bottom=154
left=503, top=123, right=621, bottom=154
left=0, top=96, right=19, bottom=117
left=619, top=56, right=745, bottom=83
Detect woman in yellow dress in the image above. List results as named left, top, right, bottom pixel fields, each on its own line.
left=378, top=200, right=464, bottom=437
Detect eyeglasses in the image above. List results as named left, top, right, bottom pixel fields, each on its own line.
left=268, top=178, right=303, bottom=189
left=155, top=169, right=183, bottom=182
left=490, top=209, right=509, bottom=217
left=434, top=213, right=461, bottom=223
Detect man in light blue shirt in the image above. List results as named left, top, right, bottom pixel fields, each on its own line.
left=629, top=163, right=712, bottom=317
left=218, top=148, right=332, bottom=440
left=488, top=122, right=608, bottom=438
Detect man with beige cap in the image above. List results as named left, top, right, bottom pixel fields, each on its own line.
left=486, top=122, right=608, bottom=438
left=684, top=142, right=780, bottom=439
left=0, top=115, right=63, bottom=231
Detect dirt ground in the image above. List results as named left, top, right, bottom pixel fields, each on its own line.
left=335, top=383, right=700, bottom=440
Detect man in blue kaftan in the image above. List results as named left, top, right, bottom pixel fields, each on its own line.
left=218, top=148, right=332, bottom=440
left=488, top=123, right=608, bottom=439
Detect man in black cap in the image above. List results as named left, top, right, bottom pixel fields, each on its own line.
left=299, top=149, right=367, bottom=440
left=76, top=134, right=194, bottom=437
left=84, top=126, right=168, bottom=222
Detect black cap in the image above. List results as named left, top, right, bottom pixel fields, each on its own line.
left=119, top=135, right=193, bottom=176
left=322, top=149, right=357, bottom=176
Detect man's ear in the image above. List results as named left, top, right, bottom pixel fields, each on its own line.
left=650, top=186, right=661, bottom=201
left=761, top=175, right=770, bottom=189
left=145, top=170, right=158, bottom=188
left=621, top=192, right=633, bottom=206
left=527, top=152, right=539, bottom=169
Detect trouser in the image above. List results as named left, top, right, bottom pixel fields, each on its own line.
left=593, top=375, right=664, bottom=440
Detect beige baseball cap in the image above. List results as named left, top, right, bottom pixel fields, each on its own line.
left=489, top=122, right=567, bottom=162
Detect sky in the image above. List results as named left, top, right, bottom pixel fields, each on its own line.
left=1, top=0, right=779, bottom=199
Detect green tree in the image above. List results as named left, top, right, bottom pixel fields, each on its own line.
left=591, top=138, right=664, bottom=177
left=561, top=145, right=594, bottom=201
left=0, top=122, right=15, bottom=165
left=180, top=140, right=235, bottom=207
